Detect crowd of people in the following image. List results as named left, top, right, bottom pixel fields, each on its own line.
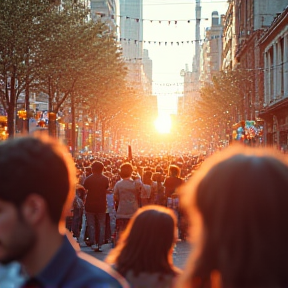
left=1, top=134, right=288, bottom=288
left=71, top=150, right=201, bottom=248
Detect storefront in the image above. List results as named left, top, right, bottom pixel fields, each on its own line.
left=259, top=98, right=288, bottom=151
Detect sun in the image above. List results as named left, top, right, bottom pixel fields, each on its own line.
left=154, top=114, right=172, bottom=134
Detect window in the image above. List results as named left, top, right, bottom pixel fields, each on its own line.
left=280, top=38, right=284, bottom=95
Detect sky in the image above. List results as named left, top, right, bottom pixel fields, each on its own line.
left=143, top=0, right=229, bottom=82
left=142, top=0, right=229, bottom=112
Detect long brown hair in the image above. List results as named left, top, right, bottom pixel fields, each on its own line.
left=178, top=145, right=288, bottom=288
left=106, top=205, right=179, bottom=277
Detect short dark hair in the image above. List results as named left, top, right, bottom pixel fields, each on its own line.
left=169, top=165, right=180, bottom=177
left=143, top=171, right=153, bottom=185
left=180, top=146, right=288, bottom=288
left=0, top=135, right=75, bottom=224
left=120, top=162, right=133, bottom=178
left=106, top=205, right=178, bottom=276
left=91, top=161, right=104, bottom=173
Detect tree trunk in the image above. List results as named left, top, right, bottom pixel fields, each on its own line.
left=71, top=93, right=76, bottom=157
left=7, top=104, right=15, bottom=138
left=47, top=78, right=56, bottom=137
left=7, top=74, right=16, bottom=138
left=49, top=112, right=57, bottom=138
left=24, top=77, right=30, bottom=134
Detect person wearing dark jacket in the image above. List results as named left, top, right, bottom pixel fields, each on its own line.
left=84, top=161, right=109, bottom=252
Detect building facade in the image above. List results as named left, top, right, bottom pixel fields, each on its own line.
left=222, top=1, right=237, bottom=70
left=258, top=6, right=288, bottom=150
left=119, top=0, right=143, bottom=60
left=230, top=0, right=287, bottom=123
left=200, top=11, right=224, bottom=83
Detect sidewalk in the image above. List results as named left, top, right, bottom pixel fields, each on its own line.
left=80, top=240, right=193, bottom=269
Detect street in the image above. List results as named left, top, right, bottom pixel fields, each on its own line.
left=80, top=240, right=193, bottom=270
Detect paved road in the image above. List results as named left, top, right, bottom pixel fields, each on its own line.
left=80, top=240, right=193, bottom=270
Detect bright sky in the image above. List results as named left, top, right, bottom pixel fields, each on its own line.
left=137, top=0, right=229, bottom=133
left=143, top=0, right=228, bottom=116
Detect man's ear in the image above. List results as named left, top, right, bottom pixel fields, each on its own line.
left=21, top=194, right=46, bottom=225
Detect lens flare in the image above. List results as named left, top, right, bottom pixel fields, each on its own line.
left=154, top=114, right=171, bottom=134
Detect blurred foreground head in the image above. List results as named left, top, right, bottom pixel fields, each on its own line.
left=0, top=134, right=76, bottom=225
left=178, top=145, right=288, bottom=288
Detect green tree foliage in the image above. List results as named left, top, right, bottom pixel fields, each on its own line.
left=0, top=0, right=127, bottom=138
left=36, top=0, right=126, bottom=136
left=0, top=0, right=51, bottom=137
left=193, top=69, right=253, bottom=145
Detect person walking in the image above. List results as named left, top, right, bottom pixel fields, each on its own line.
left=113, top=163, right=143, bottom=242
left=141, top=170, right=157, bottom=206
left=0, top=135, right=129, bottom=288
left=84, top=161, right=109, bottom=252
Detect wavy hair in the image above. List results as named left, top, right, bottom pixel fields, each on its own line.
left=106, top=205, right=179, bottom=277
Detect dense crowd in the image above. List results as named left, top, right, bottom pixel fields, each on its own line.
left=1, top=135, right=288, bottom=288
left=70, top=150, right=206, bottom=251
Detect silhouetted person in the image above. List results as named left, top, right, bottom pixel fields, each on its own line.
left=84, top=161, right=109, bottom=252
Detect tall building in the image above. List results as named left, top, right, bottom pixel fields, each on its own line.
left=193, top=0, right=201, bottom=78
left=234, top=0, right=288, bottom=121
left=90, top=0, right=118, bottom=31
left=119, top=0, right=152, bottom=92
left=258, top=6, right=288, bottom=148
left=119, top=0, right=143, bottom=60
left=181, top=0, right=203, bottom=110
left=200, top=11, right=223, bottom=83
left=142, top=49, right=153, bottom=95
left=222, top=1, right=237, bottom=70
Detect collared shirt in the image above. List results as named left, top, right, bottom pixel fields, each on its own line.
left=29, top=235, right=129, bottom=288
left=0, top=262, right=25, bottom=288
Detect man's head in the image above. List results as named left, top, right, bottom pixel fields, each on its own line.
left=91, top=161, right=104, bottom=174
left=119, top=162, right=133, bottom=178
left=0, top=135, right=75, bottom=264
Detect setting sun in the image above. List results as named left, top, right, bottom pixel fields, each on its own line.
left=154, top=114, right=172, bottom=134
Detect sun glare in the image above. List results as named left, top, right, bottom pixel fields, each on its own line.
left=154, top=114, right=172, bottom=134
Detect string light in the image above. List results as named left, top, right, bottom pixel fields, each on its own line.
left=94, top=12, right=208, bottom=23
left=119, top=34, right=224, bottom=45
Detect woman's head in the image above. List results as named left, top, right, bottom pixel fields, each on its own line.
left=106, top=205, right=178, bottom=276
left=179, top=145, right=288, bottom=288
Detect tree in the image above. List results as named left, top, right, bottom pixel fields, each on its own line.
left=0, top=0, right=51, bottom=137
left=36, top=1, right=126, bottom=136
left=191, top=69, right=253, bottom=147
left=0, top=0, right=127, bottom=139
